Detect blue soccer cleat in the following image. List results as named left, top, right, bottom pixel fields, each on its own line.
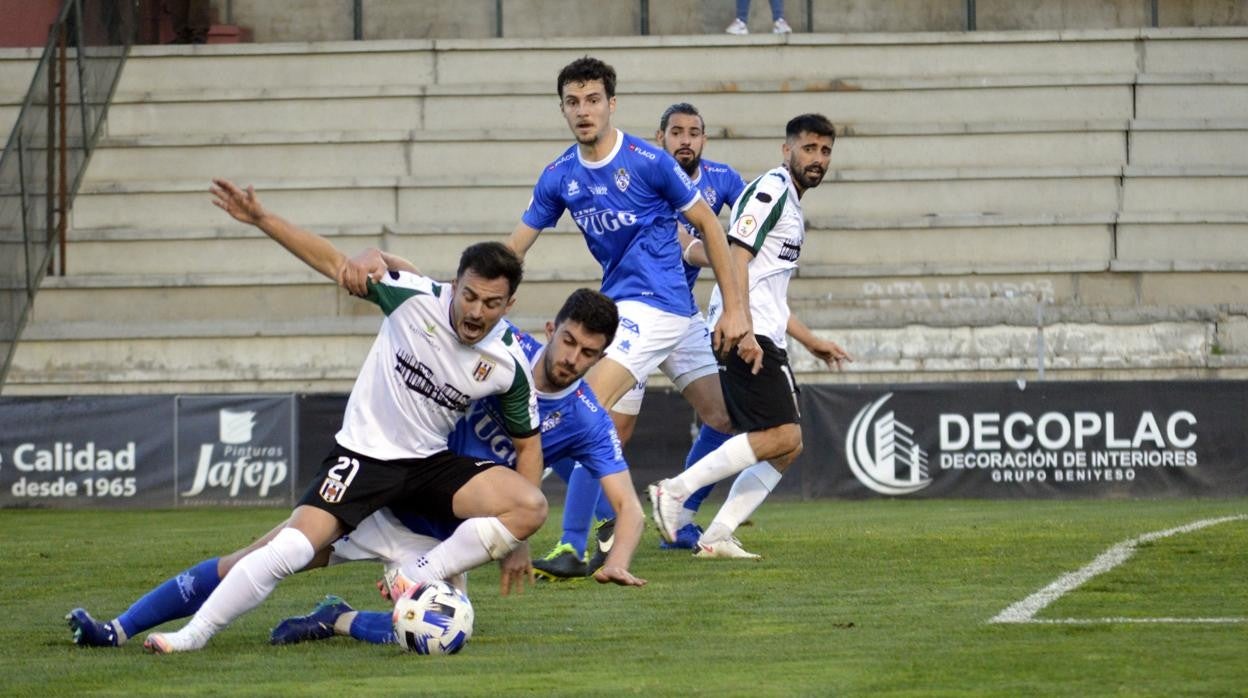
left=66, top=608, right=120, bottom=647
left=269, top=594, right=354, bottom=645
left=659, top=523, right=704, bottom=550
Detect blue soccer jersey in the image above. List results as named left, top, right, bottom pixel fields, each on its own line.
left=394, top=322, right=628, bottom=539
left=678, top=158, right=746, bottom=298
left=521, top=130, right=701, bottom=317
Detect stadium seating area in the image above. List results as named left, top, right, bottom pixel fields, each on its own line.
left=2, top=28, right=1247, bottom=393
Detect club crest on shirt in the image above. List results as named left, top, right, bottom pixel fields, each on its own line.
left=734, top=214, right=758, bottom=238
left=473, top=358, right=496, bottom=382
left=702, top=185, right=718, bottom=208
left=614, top=168, right=630, bottom=192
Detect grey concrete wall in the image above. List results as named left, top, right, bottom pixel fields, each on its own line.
left=207, top=1, right=1247, bottom=44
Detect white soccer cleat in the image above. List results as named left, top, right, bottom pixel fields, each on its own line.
left=725, top=18, right=748, bottom=35
left=694, top=536, right=762, bottom=560
left=142, top=627, right=208, bottom=654
left=647, top=480, right=685, bottom=544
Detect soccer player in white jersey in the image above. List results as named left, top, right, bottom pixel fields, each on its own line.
left=650, top=114, right=850, bottom=559
left=504, top=57, right=754, bottom=429
left=132, top=180, right=546, bottom=654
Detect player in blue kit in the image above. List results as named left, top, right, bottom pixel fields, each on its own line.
left=540, top=103, right=752, bottom=572
left=505, top=57, right=755, bottom=431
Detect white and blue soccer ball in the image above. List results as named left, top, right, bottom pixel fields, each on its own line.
left=391, top=580, right=474, bottom=655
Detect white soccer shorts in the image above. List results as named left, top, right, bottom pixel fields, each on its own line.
left=612, top=311, right=720, bottom=416
left=329, top=508, right=467, bottom=592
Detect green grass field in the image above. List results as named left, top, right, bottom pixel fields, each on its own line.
left=3, top=498, right=1245, bottom=696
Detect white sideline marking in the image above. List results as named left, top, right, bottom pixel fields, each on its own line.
left=1027, top=617, right=1246, bottom=624
left=990, top=514, right=1248, bottom=625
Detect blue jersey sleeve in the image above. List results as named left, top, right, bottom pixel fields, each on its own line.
left=643, top=150, right=701, bottom=215
left=521, top=155, right=573, bottom=230
left=571, top=406, right=629, bottom=479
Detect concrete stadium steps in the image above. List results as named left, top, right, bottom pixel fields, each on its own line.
left=69, top=165, right=1137, bottom=230
left=8, top=29, right=1248, bottom=394
left=8, top=311, right=1241, bottom=394
left=98, top=75, right=1138, bottom=137
left=1129, top=120, right=1248, bottom=167
left=83, top=122, right=1133, bottom=183
left=109, top=29, right=1248, bottom=94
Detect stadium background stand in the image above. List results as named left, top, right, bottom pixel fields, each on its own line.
left=1, top=1, right=1246, bottom=394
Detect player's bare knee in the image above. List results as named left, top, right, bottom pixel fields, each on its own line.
left=703, top=410, right=733, bottom=435
left=507, top=485, right=548, bottom=538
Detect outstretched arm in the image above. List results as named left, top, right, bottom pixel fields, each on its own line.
left=210, top=178, right=346, bottom=281
left=787, top=315, right=852, bottom=370
left=503, top=221, right=542, bottom=261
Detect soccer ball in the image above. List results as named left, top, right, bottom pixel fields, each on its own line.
left=391, top=580, right=474, bottom=655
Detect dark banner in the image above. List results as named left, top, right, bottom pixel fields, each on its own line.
left=0, top=395, right=296, bottom=509
left=790, top=381, right=1248, bottom=499
left=0, top=396, right=172, bottom=508
left=3, top=382, right=1245, bottom=508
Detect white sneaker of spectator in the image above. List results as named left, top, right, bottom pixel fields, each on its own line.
left=725, top=18, right=749, bottom=35
left=773, top=18, right=792, bottom=34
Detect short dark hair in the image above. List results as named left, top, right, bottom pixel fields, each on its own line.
left=785, top=113, right=837, bottom=144
left=555, top=288, right=618, bottom=346
left=557, top=56, right=616, bottom=99
left=457, top=242, right=523, bottom=296
left=659, top=102, right=703, bottom=132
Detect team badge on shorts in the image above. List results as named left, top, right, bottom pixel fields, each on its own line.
left=614, top=168, right=630, bottom=192
left=473, top=359, right=495, bottom=382
left=320, top=478, right=346, bottom=504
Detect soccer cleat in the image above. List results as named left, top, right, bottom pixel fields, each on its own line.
left=270, top=594, right=355, bottom=645
left=585, top=518, right=616, bottom=573
left=659, top=523, right=704, bottom=550
left=648, top=480, right=685, bottom=544
left=772, top=18, right=793, bottom=34
left=532, top=542, right=589, bottom=581
left=694, top=536, right=762, bottom=560
left=66, top=608, right=120, bottom=647
left=379, top=568, right=415, bottom=603
left=725, top=18, right=748, bottom=35
left=143, top=625, right=210, bottom=654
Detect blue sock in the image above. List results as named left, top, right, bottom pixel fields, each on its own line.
left=114, top=557, right=221, bottom=640
left=349, top=611, right=397, bottom=645
left=684, top=425, right=732, bottom=513
left=593, top=487, right=616, bottom=521
left=561, top=463, right=602, bottom=558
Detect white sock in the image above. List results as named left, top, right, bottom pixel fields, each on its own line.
left=667, top=434, right=758, bottom=499
left=703, top=462, right=782, bottom=543
left=168, top=527, right=314, bottom=649
left=401, top=517, right=518, bottom=583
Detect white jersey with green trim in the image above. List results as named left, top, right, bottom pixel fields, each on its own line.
left=335, top=271, right=539, bottom=461
left=707, top=165, right=804, bottom=349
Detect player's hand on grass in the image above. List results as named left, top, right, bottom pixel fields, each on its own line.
left=499, top=542, right=534, bottom=596
left=737, top=332, right=764, bottom=374
left=210, top=178, right=265, bottom=225
left=592, top=565, right=647, bottom=587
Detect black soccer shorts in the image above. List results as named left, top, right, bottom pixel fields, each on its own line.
left=296, top=443, right=504, bottom=530
left=719, top=334, right=801, bottom=433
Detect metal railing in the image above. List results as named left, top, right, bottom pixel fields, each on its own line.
left=0, top=0, right=134, bottom=388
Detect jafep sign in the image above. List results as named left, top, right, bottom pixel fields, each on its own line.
left=0, top=395, right=295, bottom=508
